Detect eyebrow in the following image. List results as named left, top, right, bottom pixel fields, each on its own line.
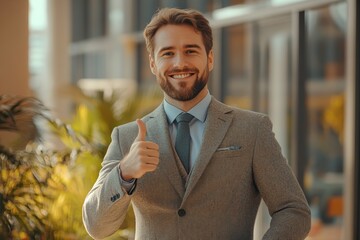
left=184, top=44, right=201, bottom=49
left=158, top=44, right=202, bottom=54
left=158, top=46, right=174, bottom=54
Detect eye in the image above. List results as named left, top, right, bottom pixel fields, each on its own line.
left=162, top=51, right=174, bottom=57
left=186, top=49, right=198, bottom=54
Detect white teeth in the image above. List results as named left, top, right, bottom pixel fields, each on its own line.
left=172, top=73, right=191, bottom=79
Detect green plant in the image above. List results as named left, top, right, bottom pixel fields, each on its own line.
left=0, top=95, right=72, bottom=239
left=0, top=90, right=162, bottom=239
left=49, top=90, right=162, bottom=239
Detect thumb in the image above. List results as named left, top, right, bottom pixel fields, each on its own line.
left=135, top=119, right=147, bottom=141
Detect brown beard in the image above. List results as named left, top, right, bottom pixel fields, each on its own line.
left=158, top=66, right=209, bottom=101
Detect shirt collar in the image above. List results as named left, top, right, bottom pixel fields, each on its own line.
left=163, top=92, right=211, bottom=124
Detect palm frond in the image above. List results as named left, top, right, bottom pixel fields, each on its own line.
left=0, top=95, right=50, bottom=132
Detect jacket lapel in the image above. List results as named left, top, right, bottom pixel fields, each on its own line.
left=183, top=98, right=234, bottom=202
left=145, top=104, right=185, bottom=198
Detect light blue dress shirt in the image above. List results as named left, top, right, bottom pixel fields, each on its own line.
left=163, top=92, right=211, bottom=171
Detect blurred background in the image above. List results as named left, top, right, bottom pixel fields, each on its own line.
left=0, top=0, right=358, bottom=239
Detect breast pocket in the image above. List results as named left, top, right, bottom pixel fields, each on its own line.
left=210, top=146, right=253, bottom=176
left=213, top=146, right=244, bottom=159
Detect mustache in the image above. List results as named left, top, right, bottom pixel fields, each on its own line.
left=165, top=67, right=199, bottom=75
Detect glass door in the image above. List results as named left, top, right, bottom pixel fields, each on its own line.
left=303, top=2, right=347, bottom=239
left=254, top=14, right=294, bottom=239
left=218, top=1, right=349, bottom=239
left=220, top=14, right=294, bottom=238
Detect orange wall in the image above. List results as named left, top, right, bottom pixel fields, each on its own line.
left=0, top=0, right=30, bottom=96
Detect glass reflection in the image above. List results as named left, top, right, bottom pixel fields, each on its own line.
left=222, top=24, right=252, bottom=109
left=304, top=3, right=346, bottom=239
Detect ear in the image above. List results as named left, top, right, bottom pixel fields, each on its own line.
left=207, top=49, right=214, bottom=71
left=149, top=54, right=156, bottom=75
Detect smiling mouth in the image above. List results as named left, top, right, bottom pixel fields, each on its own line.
left=170, top=73, right=194, bottom=79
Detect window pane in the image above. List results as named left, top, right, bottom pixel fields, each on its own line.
left=304, top=3, right=346, bottom=239
left=222, top=24, right=252, bottom=109
left=222, top=14, right=292, bottom=156
left=71, top=0, right=106, bottom=41
left=256, top=15, right=292, bottom=159
left=71, top=52, right=107, bottom=82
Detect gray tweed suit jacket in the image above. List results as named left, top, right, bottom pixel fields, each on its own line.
left=82, top=97, right=311, bottom=240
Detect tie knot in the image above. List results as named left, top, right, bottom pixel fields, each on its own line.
left=176, top=112, right=194, bottom=124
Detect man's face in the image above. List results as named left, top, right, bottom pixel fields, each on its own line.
left=149, top=24, right=214, bottom=102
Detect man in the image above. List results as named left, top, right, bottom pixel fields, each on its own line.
left=83, top=8, right=311, bottom=240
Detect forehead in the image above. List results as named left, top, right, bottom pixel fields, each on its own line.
left=153, top=24, right=205, bottom=52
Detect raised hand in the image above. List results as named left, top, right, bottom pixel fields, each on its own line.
left=119, top=119, right=160, bottom=181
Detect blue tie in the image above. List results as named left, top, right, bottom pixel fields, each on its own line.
left=175, top=113, right=194, bottom=173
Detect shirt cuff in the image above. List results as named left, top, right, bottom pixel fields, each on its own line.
left=118, top=165, right=137, bottom=195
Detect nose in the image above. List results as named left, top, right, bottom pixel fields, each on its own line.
left=173, top=54, right=188, bottom=69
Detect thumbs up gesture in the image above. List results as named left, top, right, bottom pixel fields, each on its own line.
left=119, top=119, right=160, bottom=181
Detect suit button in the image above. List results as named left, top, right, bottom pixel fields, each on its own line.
left=178, top=209, right=186, bottom=217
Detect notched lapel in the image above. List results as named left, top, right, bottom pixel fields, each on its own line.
left=183, top=98, right=234, bottom=202
left=145, top=104, right=185, bottom=198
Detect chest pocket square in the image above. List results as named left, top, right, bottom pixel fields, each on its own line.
left=216, top=146, right=241, bottom=152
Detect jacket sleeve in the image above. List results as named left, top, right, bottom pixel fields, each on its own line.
left=253, top=115, right=311, bottom=240
left=82, top=127, right=132, bottom=240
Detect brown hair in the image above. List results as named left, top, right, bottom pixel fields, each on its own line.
left=143, top=8, right=213, bottom=55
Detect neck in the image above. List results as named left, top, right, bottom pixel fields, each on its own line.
left=165, top=88, right=208, bottom=112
